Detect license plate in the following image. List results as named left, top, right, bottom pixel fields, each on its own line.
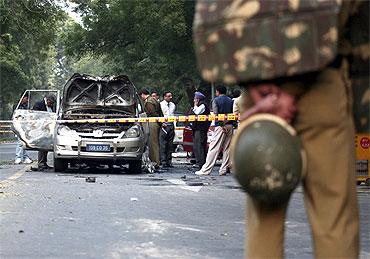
left=86, top=144, right=111, bottom=152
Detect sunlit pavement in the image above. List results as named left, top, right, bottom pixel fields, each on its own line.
left=1, top=142, right=369, bottom=258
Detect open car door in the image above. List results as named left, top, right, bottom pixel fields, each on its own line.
left=12, top=90, right=60, bottom=151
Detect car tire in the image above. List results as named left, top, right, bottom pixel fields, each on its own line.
left=128, top=160, right=142, bottom=174
left=173, top=144, right=178, bottom=152
left=54, top=158, right=68, bottom=172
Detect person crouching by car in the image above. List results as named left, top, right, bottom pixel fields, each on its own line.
left=33, top=94, right=56, bottom=171
left=190, top=91, right=210, bottom=169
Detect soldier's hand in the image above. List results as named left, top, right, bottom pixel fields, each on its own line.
left=240, top=85, right=297, bottom=124
left=254, top=94, right=279, bottom=113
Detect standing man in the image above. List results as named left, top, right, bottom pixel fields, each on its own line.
left=190, top=91, right=210, bottom=169
left=193, top=1, right=361, bottom=258
left=195, top=85, right=234, bottom=176
left=159, top=91, right=176, bottom=167
left=14, top=92, right=32, bottom=164
left=33, top=94, right=56, bottom=170
left=139, top=89, right=162, bottom=168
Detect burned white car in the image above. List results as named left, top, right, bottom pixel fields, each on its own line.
left=13, top=74, right=149, bottom=173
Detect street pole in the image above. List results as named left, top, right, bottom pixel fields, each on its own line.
left=211, top=82, right=215, bottom=101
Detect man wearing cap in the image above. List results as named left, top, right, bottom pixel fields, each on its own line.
left=138, top=88, right=163, bottom=168
left=190, top=91, right=210, bottom=169
left=195, top=85, right=234, bottom=176
left=33, top=94, right=56, bottom=170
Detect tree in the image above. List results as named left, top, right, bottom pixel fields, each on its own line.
left=64, top=0, right=202, bottom=112
left=0, top=0, right=66, bottom=119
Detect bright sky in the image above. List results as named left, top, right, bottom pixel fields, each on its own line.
left=60, top=0, right=83, bottom=24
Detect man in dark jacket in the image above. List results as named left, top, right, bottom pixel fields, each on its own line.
left=33, top=94, right=56, bottom=170
left=195, top=85, right=234, bottom=175
left=190, top=91, right=210, bottom=168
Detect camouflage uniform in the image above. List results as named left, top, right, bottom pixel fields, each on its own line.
left=194, top=0, right=365, bottom=258
left=341, top=1, right=369, bottom=133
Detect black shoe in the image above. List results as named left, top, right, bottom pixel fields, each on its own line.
left=38, top=164, right=52, bottom=171
left=161, top=163, right=170, bottom=168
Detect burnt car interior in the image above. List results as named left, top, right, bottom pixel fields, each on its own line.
left=62, top=74, right=138, bottom=119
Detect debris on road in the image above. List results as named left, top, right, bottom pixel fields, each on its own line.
left=85, top=177, right=96, bottom=183
left=130, top=197, right=138, bottom=202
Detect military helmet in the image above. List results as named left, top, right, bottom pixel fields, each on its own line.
left=231, top=114, right=305, bottom=207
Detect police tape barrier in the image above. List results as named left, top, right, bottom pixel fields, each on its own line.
left=0, top=113, right=240, bottom=124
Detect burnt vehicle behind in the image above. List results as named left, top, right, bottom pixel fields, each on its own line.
left=12, top=74, right=149, bottom=173
left=54, top=74, right=149, bottom=172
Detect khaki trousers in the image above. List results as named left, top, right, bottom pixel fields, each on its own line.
left=149, top=123, right=160, bottom=166
left=200, top=126, right=232, bottom=175
left=246, top=66, right=359, bottom=258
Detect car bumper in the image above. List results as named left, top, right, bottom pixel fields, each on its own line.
left=54, top=136, right=144, bottom=160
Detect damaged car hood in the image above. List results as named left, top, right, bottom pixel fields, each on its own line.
left=62, top=73, right=137, bottom=115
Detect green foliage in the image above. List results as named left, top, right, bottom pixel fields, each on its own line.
left=0, top=0, right=66, bottom=119
left=0, top=0, right=209, bottom=118
left=64, top=0, right=201, bottom=113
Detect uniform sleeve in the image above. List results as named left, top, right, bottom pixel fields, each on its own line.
left=145, top=102, right=157, bottom=116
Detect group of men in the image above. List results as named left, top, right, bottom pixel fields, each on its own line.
left=138, top=85, right=242, bottom=176
left=192, top=85, right=236, bottom=176
left=138, top=89, right=176, bottom=169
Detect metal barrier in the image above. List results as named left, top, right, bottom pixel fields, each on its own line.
left=0, top=123, right=14, bottom=140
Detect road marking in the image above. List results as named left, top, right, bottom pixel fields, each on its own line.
left=167, top=179, right=203, bottom=192
left=0, top=167, right=27, bottom=188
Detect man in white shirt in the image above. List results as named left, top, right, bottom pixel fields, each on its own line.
left=160, top=91, right=176, bottom=167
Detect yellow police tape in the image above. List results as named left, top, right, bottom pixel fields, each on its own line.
left=1, top=113, right=239, bottom=124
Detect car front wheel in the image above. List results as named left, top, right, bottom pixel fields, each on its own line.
left=128, top=160, right=142, bottom=174
left=54, top=158, right=68, bottom=172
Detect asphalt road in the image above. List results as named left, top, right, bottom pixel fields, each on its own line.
left=1, top=142, right=369, bottom=259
